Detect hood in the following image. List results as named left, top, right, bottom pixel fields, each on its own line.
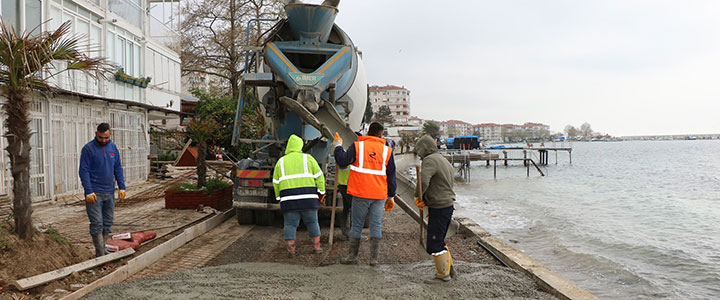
left=415, top=135, right=437, bottom=159
left=285, top=134, right=304, bottom=154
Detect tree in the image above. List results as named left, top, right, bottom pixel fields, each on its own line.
left=187, top=119, right=220, bottom=188
left=363, top=85, right=373, bottom=123
left=375, top=105, right=393, bottom=125
left=422, top=121, right=440, bottom=139
left=179, top=0, right=284, bottom=101
left=398, top=133, right=417, bottom=154
left=0, top=21, right=110, bottom=239
left=580, top=122, right=593, bottom=137
left=564, top=125, right=580, bottom=138
left=192, top=89, right=265, bottom=159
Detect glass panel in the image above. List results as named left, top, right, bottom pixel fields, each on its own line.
left=90, top=24, right=101, bottom=57
left=133, top=44, right=140, bottom=77
left=25, top=0, right=42, bottom=33
left=63, top=0, right=77, bottom=12
left=2, top=0, right=20, bottom=30
left=106, top=32, right=115, bottom=63
left=126, top=40, right=133, bottom=75
left=48, top=5, right=62, bottom=32
left=116, top=37, right=125, bottom=68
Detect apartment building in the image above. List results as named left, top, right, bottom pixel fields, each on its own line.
left=0, top=0, right=182, bottom=201
left=440, top=120, right=472, bottom=137
left=369, top=85, right=411, bottom=125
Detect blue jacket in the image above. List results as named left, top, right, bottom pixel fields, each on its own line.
left=79, top=139, right=126, bottom=195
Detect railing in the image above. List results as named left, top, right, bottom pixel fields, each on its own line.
left=148, top=14, right=180, bottom=51
left=109, top=0, right=143, bottom=28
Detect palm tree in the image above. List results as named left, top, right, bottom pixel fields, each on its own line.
left=0, top=21, right=111, bottom=239
left=186, top=119, right=220, bottom=188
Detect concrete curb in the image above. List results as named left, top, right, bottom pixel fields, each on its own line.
left=60, top=209, right=236, bottom=300
left=456, top=216, right=599, bottom=300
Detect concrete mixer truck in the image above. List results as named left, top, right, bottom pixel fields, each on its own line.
left=230, top=1, right=367, bottom=225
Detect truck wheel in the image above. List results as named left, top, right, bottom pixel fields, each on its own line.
left=255, top=210, right=273, bottom=226
left=236, top=207, right=254, bottom=225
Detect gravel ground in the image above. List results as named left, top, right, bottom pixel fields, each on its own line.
left=85, top=261, right=556, bottom=300
left=82, top=203, right=557, bottom=299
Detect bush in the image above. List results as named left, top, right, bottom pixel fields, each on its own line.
left=203, top=178, right=231, bottom=195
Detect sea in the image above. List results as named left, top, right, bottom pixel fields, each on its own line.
left=454, top=140, right=720, bottom=300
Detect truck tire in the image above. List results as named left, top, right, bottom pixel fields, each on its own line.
left=255, top=210, right=274, bottom=226
left=236, top=207, right=254, bottom=225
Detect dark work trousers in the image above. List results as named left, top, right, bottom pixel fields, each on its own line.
left=426, top=205, right=454, bottom=255
left=338, top=185, right=352, bottom=226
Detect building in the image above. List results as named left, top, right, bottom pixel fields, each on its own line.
left=473, top=123, right=503, bottom=142
left=0, top=0, right=182, bottom=201
left=408, top=116, right=423, bottom=127
left=440, top=120, right=472, bottom=137
left=369, top=85, right=411, bottom=125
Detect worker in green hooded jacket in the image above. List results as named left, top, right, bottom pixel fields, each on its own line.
left=414, top=134, right=457, bottom=283
left=273, top=135, right=326, bottom=257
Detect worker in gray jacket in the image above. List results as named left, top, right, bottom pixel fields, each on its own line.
left=414, top=135, right=457, bottom=283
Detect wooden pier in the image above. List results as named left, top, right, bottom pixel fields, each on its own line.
left=439, top=146, right=572, bottom=180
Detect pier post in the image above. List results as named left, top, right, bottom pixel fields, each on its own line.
left=493, top=159, right=497, bottom=179
left=569, top=150, right=572, bottom=164
left=526, top=160, right=530, bottom=177
left=503, top=151, right=508, bottom=166
left=523, top=150, right=527, bottom=166
left=555, top=150, right=558, bottom=165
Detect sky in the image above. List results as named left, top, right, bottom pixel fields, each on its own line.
left=320, top=0, right=720, bottom=136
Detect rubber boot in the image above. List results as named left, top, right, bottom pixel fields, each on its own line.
left=369, top=237, right=381, bottom=266
left=103, top=232, right=110, bottom=243
left=424, top=250, right=453, bottom=284
left=311, top=236, right=323, bottom=254
left=91, top=234, right=107, bottom=257
left=340, top=238, right=360, bottom=265
left=340, top=215, right=351, bottom=241
left=286, top=240, right=296, bottom=258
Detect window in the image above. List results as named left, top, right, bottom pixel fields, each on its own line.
left=2, top=0, right=20, bottom=30
left=25, top=0, right=42, bottom=33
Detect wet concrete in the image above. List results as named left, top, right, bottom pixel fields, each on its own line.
left=84, top=261, right=556, bottom=300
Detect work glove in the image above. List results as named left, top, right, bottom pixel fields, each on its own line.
left=118, top=190, right=126, bottom=202
left=85, top=193, right=97, bottom=204
left=414, top=197, right=425, bottom=209
left=332, top=132, right=343, bottom=148
left=319, top=194, right=326, bottom=204
left=384, top=197, right=395, bottom=211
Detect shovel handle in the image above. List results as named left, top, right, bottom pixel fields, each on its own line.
left=415, top=165, right=424, bottom=248
left=328, top=165, right=339, bottom=246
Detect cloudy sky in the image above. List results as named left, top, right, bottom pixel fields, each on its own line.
left=326, top=0, right=720, bottom=136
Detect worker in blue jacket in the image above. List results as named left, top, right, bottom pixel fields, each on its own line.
left=79, top=123, right=126, bottom=257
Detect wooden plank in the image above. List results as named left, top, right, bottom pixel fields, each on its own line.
left=12, top=248, right=135, bottom=291
left=61, top=266, right=130, bottom=300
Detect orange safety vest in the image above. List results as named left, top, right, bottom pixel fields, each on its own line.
left=347, top=136, right=392, bottom=199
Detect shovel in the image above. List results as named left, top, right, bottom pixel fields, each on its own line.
left=319, top=165, right=340, bottom=265
left=415, top=165, right=432, bottom=260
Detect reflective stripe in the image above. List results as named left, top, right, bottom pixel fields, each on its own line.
left=303, top=154, right=308, bottom=174
left=276, top=154, right=320, bottom=183
left=432, top=250, right=448, bottom=256
left=279, top=194, right=319, bottom=201
left=278, top=173, right=316, bottom=181
left=350, top=165, right=387, bottom=176
left=279, top=157, right=286, bottom=177
left=358, top=141, right=364, bottom=168
left=317, top=189, right=325, bottom=195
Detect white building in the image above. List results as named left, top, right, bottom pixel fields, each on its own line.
left=440, top=120, right=472, bottom=137
left=473, top=123, right=503, bottom=142
left=369, top=85, right=411, bottom=125
left=0, top=0, right=182, bottom=201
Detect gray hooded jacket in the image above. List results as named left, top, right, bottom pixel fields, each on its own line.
left=415, top=135, right=455, bottom=208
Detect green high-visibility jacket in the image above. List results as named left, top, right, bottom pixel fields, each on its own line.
left=273, top=135, right=326, bottom=212
left=337, top=167, right=350, bottom=186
